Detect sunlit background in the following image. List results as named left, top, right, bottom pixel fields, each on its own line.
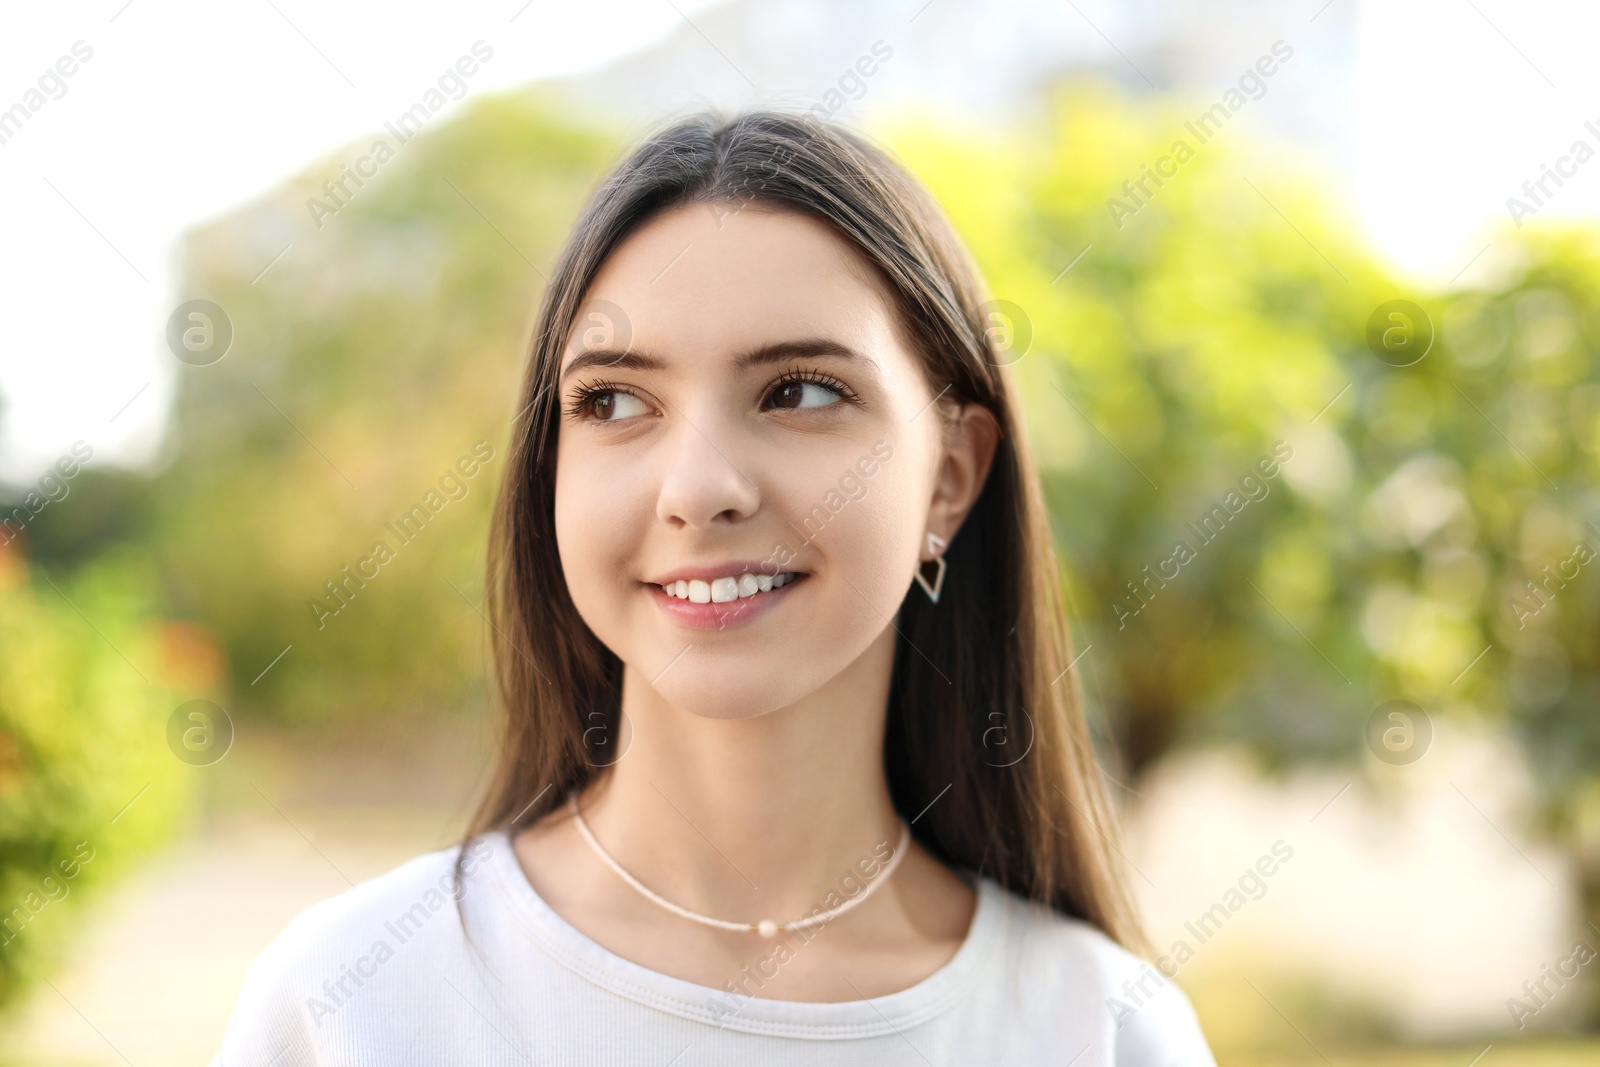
left=2, top=0, right=1598, bottom=1063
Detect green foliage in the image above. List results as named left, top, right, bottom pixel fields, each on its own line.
left=0, top=546, right=190, bottom=1010
left=892, top=86, right=1600, bottom=953
left=1412, top=234, right=1600, bottom=850
left=154, top=89, right=622, bottom=725
left=890, top=84, right=1599, bottom=798
left=11, top=468, right=159, bottom=571
left=891, top=82, right=1396, bottom=768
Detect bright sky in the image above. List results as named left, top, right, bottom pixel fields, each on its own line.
left=0, top=0, right=726, bottom=485
left=1, top=0, right=1597, bottom=484
left=1352, top=0, right=1600, bottom=284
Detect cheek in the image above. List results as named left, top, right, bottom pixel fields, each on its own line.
left=818, top=469, right=923, bottom=607
left=776, top=443, right=928, bottom=644
left=553, top=444, right=647, bottom=636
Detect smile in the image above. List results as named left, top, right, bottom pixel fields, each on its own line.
left=654, top=572, right=802, bottom=603
left=645, top=570, right=808, bottom=631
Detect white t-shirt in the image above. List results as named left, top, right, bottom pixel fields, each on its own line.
left=210, top=831, right=1216, bottom=1065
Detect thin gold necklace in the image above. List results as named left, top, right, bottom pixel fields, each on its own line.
left=567, top=793, right=911, bottom=939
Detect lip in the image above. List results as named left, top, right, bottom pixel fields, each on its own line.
left=644, top=560, right=804, bottom=586
left=645, top=572, right=807, bottom=631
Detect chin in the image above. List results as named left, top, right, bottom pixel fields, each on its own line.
left=650, top=667, right=807, bottom=721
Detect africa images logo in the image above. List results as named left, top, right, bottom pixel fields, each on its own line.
left=1111, top=442, right=1294, bottom=630
left=1106, top=39, right=1295, bottom=230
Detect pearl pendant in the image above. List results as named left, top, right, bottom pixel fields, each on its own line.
left=757, top=919, right=778, bottom=938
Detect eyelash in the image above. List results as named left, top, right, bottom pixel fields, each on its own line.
left=562, top=365, right=861, bottom=424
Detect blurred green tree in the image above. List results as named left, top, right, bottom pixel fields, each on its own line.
left=1419, top=232, right=1600, bottom=976
left=0, top=542, right=193, bottom=1010
left=892, top=81, right=1393, bottom=770
left=896, top=82, right=1600, bottom=1015
left=152, top=90, right=623, bottom=728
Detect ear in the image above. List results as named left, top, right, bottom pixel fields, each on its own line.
left=923, top=403, right=1001, bottom=557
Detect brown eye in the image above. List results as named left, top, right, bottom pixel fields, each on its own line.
left=769, top=378, right=844, bottom=410
left=566, top=385, right=649, bottom=423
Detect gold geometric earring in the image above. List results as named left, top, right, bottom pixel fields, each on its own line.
left=915, top=531, right=948, bottom=603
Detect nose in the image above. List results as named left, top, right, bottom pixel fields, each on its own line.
left=653, top=406, right=762, bottom=530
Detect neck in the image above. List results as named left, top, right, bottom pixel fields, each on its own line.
left=573, top=624, right=905, bottom=925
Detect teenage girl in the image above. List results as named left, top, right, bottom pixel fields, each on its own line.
left=213, top=109, right=1216, bottom=1066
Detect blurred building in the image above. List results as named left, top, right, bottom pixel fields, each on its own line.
left=546, top=0, right=1358, bottom=176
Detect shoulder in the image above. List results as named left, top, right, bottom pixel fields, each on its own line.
left=210, top=834, right=501, bottom=1062
left=982, top=879, right=1218, bottom=1067
left=257, top=833, right=495, bottom=968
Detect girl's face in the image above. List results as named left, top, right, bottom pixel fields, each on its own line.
left=552, top=203, right=951, bottom=720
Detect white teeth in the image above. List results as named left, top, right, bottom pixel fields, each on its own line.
left=660, top=572, right=800, bottom=600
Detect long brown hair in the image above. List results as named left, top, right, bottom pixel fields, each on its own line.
left=454, top=107, right=1147, bottom=954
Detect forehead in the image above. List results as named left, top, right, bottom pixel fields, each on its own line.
left=560, top=203, right=905, bottom=370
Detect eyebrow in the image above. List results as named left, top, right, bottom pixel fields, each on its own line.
left=559, top=338, right=877, bottom=384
